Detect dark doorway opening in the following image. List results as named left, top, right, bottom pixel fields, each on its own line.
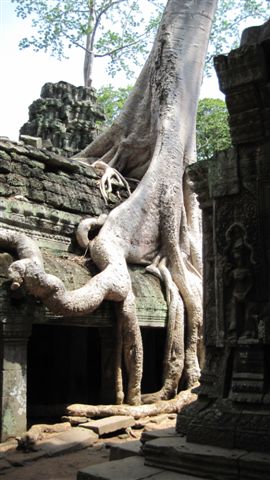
left=27, top=325, right=102, bottom=424
left=27, top=324, right=166, bottom=426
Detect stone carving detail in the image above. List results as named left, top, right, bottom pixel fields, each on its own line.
left=223, top=223, right=256, bottom=342
left=20, top=81, right=106, bottom=157
left=177, top=19, right=270, bottom=454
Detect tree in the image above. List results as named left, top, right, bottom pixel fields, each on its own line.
left=96, top=85, right=132, bottom=125
left=1, top=0, right=218, bottom=408
left=11, top=0, right=163, bottom=87
left=196, top=98, right=231, bottom=161
left=97, top=92, right=232, bottom=158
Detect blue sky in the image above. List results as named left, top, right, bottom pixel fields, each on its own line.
left=0, top=0, right=222, bottom=141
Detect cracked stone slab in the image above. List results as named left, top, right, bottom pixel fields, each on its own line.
left=38, top=427, right=98, bottom=457
left=79, top=416, right=135, bottom=436
left=77, top=455, right=202, bottom=480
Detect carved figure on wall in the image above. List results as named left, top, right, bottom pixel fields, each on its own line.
left=224, top=223, right=257, bottom=341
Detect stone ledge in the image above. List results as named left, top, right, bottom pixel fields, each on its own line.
left=108, top=439, right=142, bottom=461
left=77, top=455, right=201, bottom=480
left=143, top=436, right=270, bottom=480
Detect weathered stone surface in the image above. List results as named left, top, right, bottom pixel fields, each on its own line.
left=80, top=416, right=135, bottom=436
left=20, top=135, right=43, bottom=148
left=109, top=440, right=142, bottom=461
left=38, top=427, right=98, bottom=457
left=143, top=437, right=245, bottom=479
left=240, top=451, right=270, bottom=480
left=20, top=81, right=105, bottom=158
left=214, top=41, right=270, bottom=145
left=177, top=18, right=270, bottom=457
left=0, top=139, right=124, bottom=219
left=77, top=456, right=194, bottom=480
left=141, top=427, right=179, bottom=444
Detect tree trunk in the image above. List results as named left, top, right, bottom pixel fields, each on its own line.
left=83, top=1, right=95, bottom=87
left=84, top=47, right=94, bottom=88
left=83, top=32, right=94, bottom=87
left=1, top=0, right=218, bottom=408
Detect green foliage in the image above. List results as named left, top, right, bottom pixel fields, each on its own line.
left=96, top=84, right=133, bottom=125
left=11, top=0, right=164, bottom=84
left=11, top=0, right=268, bottom=83
left=196, top=98, right=232, bottom=161
left=205, top=0, right=269, bottom=75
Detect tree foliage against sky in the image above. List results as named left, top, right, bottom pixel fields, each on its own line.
left=196, top=98, right=231, bottom=161
left=11, top=0, right=269, bottom=86
left=11, top=0, right=163, bottom=86
left=205, top=0, right=269, bottom=75
left=97, top=84, right=132, bottom=125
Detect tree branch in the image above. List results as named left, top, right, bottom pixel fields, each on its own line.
left=95, top=28, right=153, bottom=58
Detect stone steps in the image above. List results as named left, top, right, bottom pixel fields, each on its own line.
left=142, top=436, right=270, bottom=480
left=77, top=455, right=203, bottom=480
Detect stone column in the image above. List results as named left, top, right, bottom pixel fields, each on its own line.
left=0, top=292, right=32, bottom=441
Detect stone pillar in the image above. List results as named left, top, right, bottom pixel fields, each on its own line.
left=0, top=312, right=32, bottom=441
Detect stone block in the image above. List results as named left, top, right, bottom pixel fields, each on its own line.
left=79, top=416, right=135, bottom=436
left=39, top=427, right=98, bottom=457
left=6, top=450, right=44, bottom=467
left=20, top=135, right=43, bottom=149
left=141, top=427, right=179, bottom=444
left=214, top=44, right=267, bottom=92
left=109, top=440, right=142, bottom=460
left=234, top=410, right=270, bottom=452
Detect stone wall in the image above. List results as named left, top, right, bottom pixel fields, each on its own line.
left=20, top=81, right=106, bottom=157
left=176, top=22, right=270, bottom=454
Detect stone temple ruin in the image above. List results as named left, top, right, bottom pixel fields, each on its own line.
left=20, top=81, right=105, bottom=157
left=1, top=18, right=270, bottom=480
left=78, top=18, right=270, bottom=480
left=0, top=137, right=170, bottom=441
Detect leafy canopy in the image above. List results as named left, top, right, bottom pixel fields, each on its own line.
left=11, top=0, right=164, bottom=84
left=205, top=0, right=269, bottom=75
left=11, top=0, right=269, bottom=83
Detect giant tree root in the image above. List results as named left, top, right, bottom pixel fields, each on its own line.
left=66, top=388, right=197, bottom=420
